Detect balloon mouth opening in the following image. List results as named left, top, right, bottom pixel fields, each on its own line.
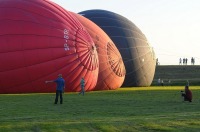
left=92, top=45, right=96, bottom=51
left=107, top=43, right=126, bottom=77
left=90, top=45, right=96, bottom=54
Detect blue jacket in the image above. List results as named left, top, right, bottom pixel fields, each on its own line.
left=54, top=77, right=65, bottom=91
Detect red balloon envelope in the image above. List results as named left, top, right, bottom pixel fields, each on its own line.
left=72, top=12, right=125, bottom=90
left=0, top=0, right=99, bottom=93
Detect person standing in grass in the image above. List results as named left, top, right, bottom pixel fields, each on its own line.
left=161, top=80, right=164, bottom=86
left=168, top=79, right=171, bottom=86
left=181, top=85, right=192, bottom=102
left=186, top=80, right=189, bottom=86
left=45, top=74, right=65, bottom=104
left=157, top=78, right=161, bottom=86
left=79, top=77, right=85, bottom=96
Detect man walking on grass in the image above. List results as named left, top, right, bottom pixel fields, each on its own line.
left=79, top=77, right=85, bottom=96
left=45, top=74, right=65, bottom=104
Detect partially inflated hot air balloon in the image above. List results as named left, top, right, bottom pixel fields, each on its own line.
left=0, top=0, right=99, bottom=93
left=72, top=12, right=125, bottom=90
left=79, top=9, right=156, bottom=87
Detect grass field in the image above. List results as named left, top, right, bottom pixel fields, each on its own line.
left=1, top=86, right=200, bottom=132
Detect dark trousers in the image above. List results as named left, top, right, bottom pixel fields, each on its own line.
left=55, top=90, right=63, bottom=104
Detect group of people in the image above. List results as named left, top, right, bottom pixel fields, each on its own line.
left=46, top=74, right=193, bottom=104
left=157, top=78, right=171, bottom=86
left=45, top=74, right=85, bottom=104
left=179, top=57, right=195, bottom=65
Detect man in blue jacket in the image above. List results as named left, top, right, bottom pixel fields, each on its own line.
left=45, top=74, right=65, bottom=104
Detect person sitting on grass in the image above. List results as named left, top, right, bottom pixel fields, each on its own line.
left=181, top=85, right=192, bottom=102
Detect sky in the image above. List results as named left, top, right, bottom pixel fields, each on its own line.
left=51, top=0, right=200, bottom=65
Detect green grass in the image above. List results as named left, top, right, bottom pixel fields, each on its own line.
left=1, top=86, right=200, bottom=132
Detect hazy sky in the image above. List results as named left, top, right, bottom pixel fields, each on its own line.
left=51, top=0, right=200, bottom=65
